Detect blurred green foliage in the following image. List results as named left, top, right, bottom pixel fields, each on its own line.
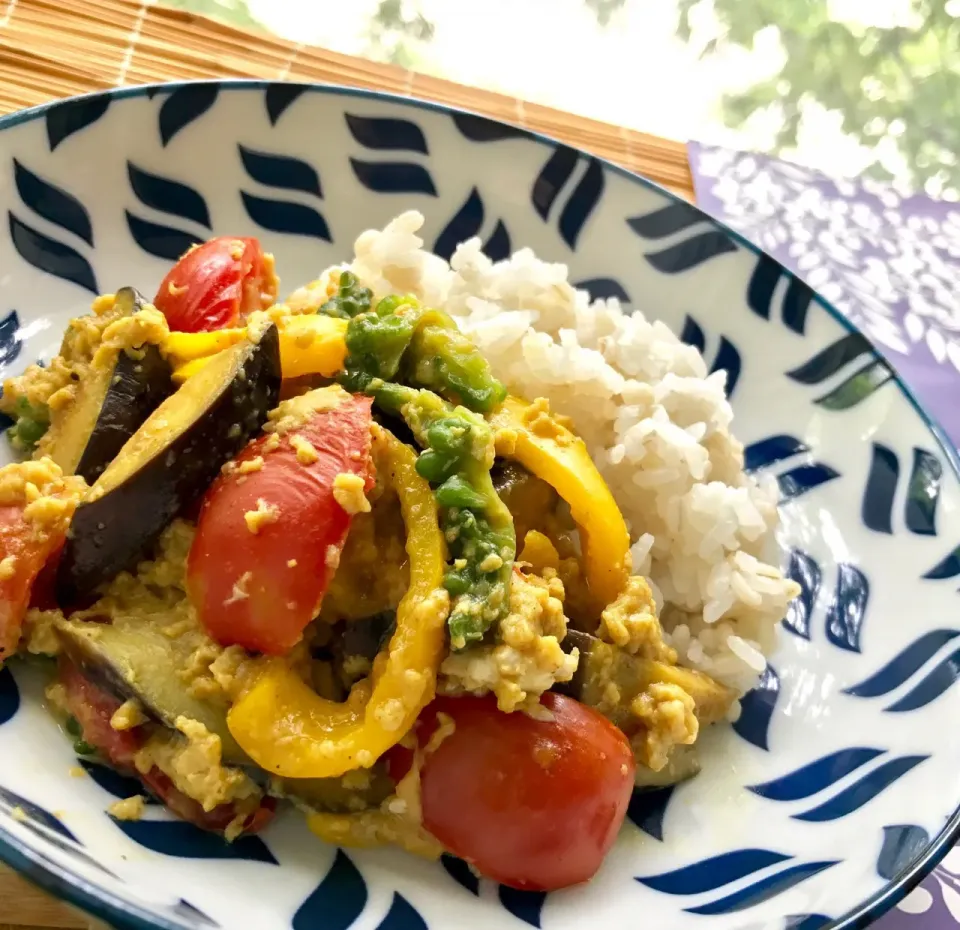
left=365, top=0, right=436, bottom=69
left=163, top=0, right=262, bottom=30
left=677, top=0, right=959, bottom=194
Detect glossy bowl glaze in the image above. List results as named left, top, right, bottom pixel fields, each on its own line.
left=0, top=81, right=958, bottom=930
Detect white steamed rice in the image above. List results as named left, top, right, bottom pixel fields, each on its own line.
left=307, top=211, right=799, bottom=694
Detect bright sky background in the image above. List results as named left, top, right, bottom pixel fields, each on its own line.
left=242, top=0, right=918, bottom=183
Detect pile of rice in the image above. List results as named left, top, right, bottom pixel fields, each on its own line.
left=310, top=211, right=799, bottom=694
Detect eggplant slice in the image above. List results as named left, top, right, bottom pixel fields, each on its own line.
left=558, top=629, right=735, bottom=787
left=559, top=629, right=735, bottom=729
left=46, top=287, right=174, bottom=483
left=55, top=615, right=249, bottom=765
left=57, top=323, right=282, bottom=602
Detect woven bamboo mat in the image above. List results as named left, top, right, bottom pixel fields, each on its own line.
left=0, top=0, right=693, bottom=198
left=0, top=0, right=693, bottom=925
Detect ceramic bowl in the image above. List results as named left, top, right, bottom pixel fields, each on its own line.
left=0, top=80, right=958, bottom=930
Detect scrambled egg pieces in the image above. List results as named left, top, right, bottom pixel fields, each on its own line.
left=439, top=568, right=578, bottom=713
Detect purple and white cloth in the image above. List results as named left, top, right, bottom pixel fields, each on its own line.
left=689, top=140, right=960, bottom=928
left=688, top=141, right=960, bottom=449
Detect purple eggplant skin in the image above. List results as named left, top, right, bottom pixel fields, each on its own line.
left=56, top=323, right=282, bottom=603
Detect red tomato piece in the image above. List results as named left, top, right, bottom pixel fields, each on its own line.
left=415, top=693, right=635, bottom=891
left=153, top=236, right=275, bottom=332
left=187, top=392, right=374, bottom=655
left=139, top=767, right=276, bottom=835
left=58, top=656, right=144, bottom=767
left=0, top=507, right=67, bottom=661
left=59, top=658, right=274, bottom=835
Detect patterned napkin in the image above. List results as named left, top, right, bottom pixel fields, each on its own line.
left=688, top=141, right=960, bottom=927
left=688, top=141, right=960, bottom=451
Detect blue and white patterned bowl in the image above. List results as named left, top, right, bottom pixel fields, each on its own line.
left=0, top=80, right=958, bottom=930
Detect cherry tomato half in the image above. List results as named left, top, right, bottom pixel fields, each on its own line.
left=0, top=506, right=66, bottom=660
left=58, top=656, right=143, bottom=766
left=405, top=693, right=635, bottom=891
left=187, top=392, right=374, bottom=655
left=153, top=236, right=274, bottom=333
left=59, top=658, right=274, bottom=834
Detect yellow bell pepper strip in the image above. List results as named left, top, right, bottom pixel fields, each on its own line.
left=164, top=315, right=348, bottom=384
left=490, top=395, right=630, bottom=610
left=226, top=426, right=450, bottom=778
left=162, top=327, right=246, bottom=363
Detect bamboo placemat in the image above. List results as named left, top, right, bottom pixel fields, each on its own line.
left=0, top=0, right=693, bottom=198
left=0, top=0, right=693, bottom=926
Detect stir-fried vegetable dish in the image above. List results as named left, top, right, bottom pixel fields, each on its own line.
left=0, top=233, right=740, bottom=891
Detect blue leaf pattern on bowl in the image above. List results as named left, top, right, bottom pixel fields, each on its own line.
left=498, top=886, right=547, bottom=928
left=8, top=212, right=98, bottom=293
left=683, top=861, right=840, bottom=916
left=638, top=848, right=793, bottom=895
left=159, top=85, right=220, bottom=147
left=125, top=210, right=203, bottom=261
left=0, top=785, right=78, bottom=842
left=293, top=849, right=367, bottom=930
left=349, top=159, right=438, bottom=196
left=0, top=310, right=22, bottom=370
left=644, top=231, right=738, bottom=275
left=377, top=892, right=428, bottom=930
left=14, top=160, right=93, bottom=245
left=531, top=148, right=604, bottom=248
left=785, top=915, right=833, bottom=930
left=776, top=463, right=842, bottom=502
left=557, top=158, right=604, bottom=249
left=844, top=629, right=960, bottom=700
left=877, top=825, right=930, bottom=881
left=783, top=549, right=822, bottom=640
left=906, top=448, right=942, bottom=536
left=175, top=899, right=220, bottom=927
left=109, top=817, right=278, bottom=863
left=346, top=113, right=429, bottom=154
left=531, top=146, right=578, bottom=220
left=733, top=664, right=780, bottom=750
left=265, top=84, right=308, bottom=126
left=744, top=435, right=810, bottom=471
left=862, top=443, right=901, bottom=534
left=627, top=201, right=705, bottom=239
left=678, top=316, right=742, bottom=394
left=884, top=648, right=960, bottom=713
left=239, top=145, right=323, bottom=198
left=825, top=564, right=869, bottom=653
left=46, top=96, right=111, bottom=151
left=638, top=849, right=840, bottom=916
left=440, top=853, right=479, bottom=895
left=128, top=162, right=212, bottom=228
left=451, top=112, right=529, bottom=142
left=627, top=785, right=674, bottom=841
left=792, top=756, right=928, bottom=823
left=240, top=192, right=332, bottom=241
left=679, top=314, right=706, bottom=352
left=483, top=220, right=511, bottom=262
left=573, top=277, right=631, bottom=302
left=749, top=748, right=887, bottom=802
left=786, top=334, right=894, bottom=409
left=433, top=188, right=510, bottom=262
left=79, top=759, right=158, bottom=802
left=0, top=668, right=19, bottom=726
left=922, top=542, right=960, bottom=580
left=747, top=254, right=812, bottom=334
